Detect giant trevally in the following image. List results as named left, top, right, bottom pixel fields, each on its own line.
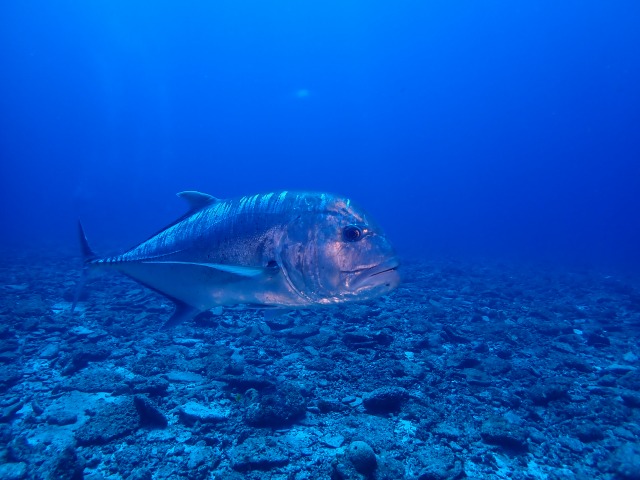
left=75, top=191, right=400, bottom=328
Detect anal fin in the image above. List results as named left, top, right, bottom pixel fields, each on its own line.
left=162, top=302, right=201, bottom=329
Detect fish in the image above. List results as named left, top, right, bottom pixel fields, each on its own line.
left=75, top=190, right=400, bottom=328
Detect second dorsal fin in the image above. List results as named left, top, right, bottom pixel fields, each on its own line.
left=176, top=191, right=219, bottom=212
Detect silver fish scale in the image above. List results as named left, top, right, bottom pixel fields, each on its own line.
left=114, top=191, right=331, bottom=264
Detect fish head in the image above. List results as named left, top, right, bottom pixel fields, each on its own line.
left=279, top=194, right=400, bottom=305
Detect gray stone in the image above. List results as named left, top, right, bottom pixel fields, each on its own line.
left=69, top=326, right=94, bottom=337
left=321, top=434, right=345, bottom=448
left=481, top=418, right=528, bottom=452
left=47, top=412, right=78, bottom=426
left=179, top=401, right=228, bottom=425
left=363, top=386, right=409, bottom=413
left=282, top=325, right=320, bottom=339
left=0, top=462, right=27, bottom=480
left=558, top=435, right=584, bottom=453
left=528, top=381, right=570, bottom=405
left=229, top=437, right=289, bottom=472
left=575, top=421, right=604, bottom=443
left=187, top=446, right=213, bottom=469
left=165, top=371, right=205, bottom=383
left=305, top=357, right=334, bottom=371
left=414, top=444, right=461, bottom=480
left=134, top=395, right=167, bottom=428
left=0, top=366, right=21, bottom=389
left=346, top=441, right=377, bottom=475
left=609, top=443, right=640, bottom=480
left=622, top=391, right=640, bottom=408
left=173, top=338, right=202, bottom=347
left=1, top=401, right=23, bottom=422
left=57, top=367, right=130, bottom=394
left=39, top=343, right=59, bottom=359
left=245, top=382, right=306, bottom=427
left=76, top=398, right=138, bottom=446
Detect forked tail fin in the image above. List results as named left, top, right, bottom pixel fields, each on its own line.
left=71, top=221, right=96, bottom=313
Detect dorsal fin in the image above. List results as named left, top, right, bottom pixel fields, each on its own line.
left=176, top=191, right=219, bottom=212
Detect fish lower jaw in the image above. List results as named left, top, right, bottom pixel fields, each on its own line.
left=343, top=259, right=400, bottom=291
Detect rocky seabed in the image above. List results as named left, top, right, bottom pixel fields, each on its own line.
left=1, top=252, right=639, bottom=479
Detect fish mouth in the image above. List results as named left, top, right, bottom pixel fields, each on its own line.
left=347, top=258, right=401, bottom=291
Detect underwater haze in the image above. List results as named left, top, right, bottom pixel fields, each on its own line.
left=1, top=0, right=639, bottom=269
left=3, top=2, right=640, bottom=479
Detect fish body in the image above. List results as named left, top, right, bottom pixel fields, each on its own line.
left=78, top=191, right=400, bottom=327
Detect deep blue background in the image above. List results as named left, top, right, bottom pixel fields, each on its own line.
left=2, top=1, right=639, bottom=269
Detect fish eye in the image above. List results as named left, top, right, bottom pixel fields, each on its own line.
left=343, top=225, right=363, bottom=242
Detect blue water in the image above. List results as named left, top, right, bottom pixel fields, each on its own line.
left=1, top=1, right=639, bottom=269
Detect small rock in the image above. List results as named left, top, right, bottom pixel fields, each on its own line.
left=1, top=401, right=23, bottom=422
left=441, top=326, right=470, bottom=344
left=305, top=331, right=336, bottom=348
left=31, top=400, right=44, bottom=415
left=187, top=446, right=213, bottom=469
left=69, top=326, right=94, bottom=337
left=303, top=346, right=319, bottom=356
left=282, top=325, right=319, bottom=339
left=0, top=366, right=22, bottom=389
left=173, top=338, right=201, bottom=347
left=0, top=462, right=27, bottom=480
left=606, top=364, right=637, bottom=375
left=346, top=441, right=377, bottom=475
left=69, top=346, right=111, bottom=371
left=609, top=443, right=640, bottom=480
left=575, top=422, right=605, bottom=443
left=245, top=382, right=306, bottom=427
left=483, top=356, right=512, bottom=375
left=75, top=398, right=138, bottom=446
left=343, top=330, right=376, bottom=347
left=413, top=444, right=461, bottom=480
left=229, top=437, right=289, bottom=472
left=528, top=381, right=570, bottom=405
left=317, top=398, right=347, bottom=413
left=220, top=375, right=275, bottom=391
left=622, top=392, right=640, bottom=408
left=165, top=371, right=205, bottom=383
left=47, top=413, right=78, bottom=426
left=586, top=333, right=610, bottom=347
left=558, top=435, right=585, bottom=453
left=449, top=354, right=481, bottom=369
left=563, top=358, right=593, bottom=373
left=363, top=387, right=409, bottom=413
left=434, top=424, right=462, bottom=440
left=131, top=376, right=170, bottom=396
left=50, top=445, right=84, bottom=480
left=463, top=369, right=493, bottom=387
left=134, top=395, right=168, bottom=428
left=305, top=357, right=334, bottom=371
left=321, top=434, right=345, bottom=448
left=179, top=401, right=228, bottom=425
left=264, top=314, right=294, bottom=331
left=39, top=343, right=59, bottom=359
left=481, top=418, right=528, bottom=452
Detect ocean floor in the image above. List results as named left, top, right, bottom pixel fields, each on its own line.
left=1, top=250, right=640, bottom=479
